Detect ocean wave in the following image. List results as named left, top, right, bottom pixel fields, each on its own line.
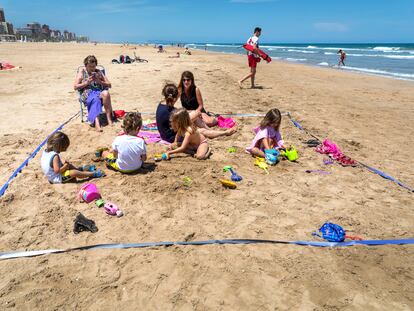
left=288, top=49, right=317, bottom=54
left=341, top=66, right=414, bottom=79
left=324, top=52, right=335, bottom=55
left=383, top=55, right=414, bottom=59
left=318, top=62, right=329, bottom=66
left=205, top=43, right=239, bottom=48
left=373, top=46, right=400, bottom=51
left=285, top=58, right=307, bottom=62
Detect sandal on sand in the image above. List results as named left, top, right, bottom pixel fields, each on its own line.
left=333, top=154, right=358, bottom=167
left=92, top=170, right=106, bottom=178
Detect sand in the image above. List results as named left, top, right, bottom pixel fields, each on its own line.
left=0, top=42, right=413, bottom=310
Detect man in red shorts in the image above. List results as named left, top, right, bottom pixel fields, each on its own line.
left=239, top=27, right=262, bottom=88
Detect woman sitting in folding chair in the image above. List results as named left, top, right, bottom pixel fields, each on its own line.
left=74, top=55, right=113, bottom=132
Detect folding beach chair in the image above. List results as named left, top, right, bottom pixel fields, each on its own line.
left=76, top=65, right=106, bottom=122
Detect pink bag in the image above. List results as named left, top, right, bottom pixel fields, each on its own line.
left=217, top=116, right=236, bottom=129
left=78, top=183, right=101, bottom=203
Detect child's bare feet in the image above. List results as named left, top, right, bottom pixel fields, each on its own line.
left=238, top=81, right=243, bottom=89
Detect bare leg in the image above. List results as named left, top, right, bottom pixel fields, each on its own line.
left=239, top=71, right=253, bottom=87
left=250, top=67, right=256, bottom=88
left=68, top=169, right=95, bottom=179
left=201, top=113, right=217, bottom=127
left=250, top=147, right=265, bottom=158
left=195, top=142, right=210, bottom=160
left=95, top=117, right=102, bottom=132
left=198, top=126, right=237, bottom=139
left=101, top=90, right=113, bottom=126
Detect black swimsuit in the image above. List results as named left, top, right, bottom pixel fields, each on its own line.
left=181, top=88, right=206, bottom=113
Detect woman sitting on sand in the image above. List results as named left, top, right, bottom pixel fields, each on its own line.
left=74, top=55, right=114, bottom=132
left=178, top=71, right=217, bottom=127
left=156, top=83, right=237, bottom=143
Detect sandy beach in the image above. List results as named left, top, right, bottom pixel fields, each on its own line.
left=0, top=42, right=413, bottom=310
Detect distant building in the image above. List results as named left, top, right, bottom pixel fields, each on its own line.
left=77, top=35, right=89, bottom=42
left=0, top=8, right=5, bottom=23
left=41, top=24, right=50, bottom=38
left=27, top=22, right=41, bottom=36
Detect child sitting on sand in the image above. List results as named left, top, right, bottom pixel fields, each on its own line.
left=164, top=108, right=211, bottom=160
left=246, top=108, right=286, bottom=164
left=100, top=112, right=147, bottom=173
left=41, top=131, right=105, bottom=184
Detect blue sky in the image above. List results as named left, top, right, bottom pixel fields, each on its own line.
left=1, top=0, right=413, bottom=43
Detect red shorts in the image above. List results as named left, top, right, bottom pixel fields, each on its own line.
left=248, top=54, right=260, bottom=68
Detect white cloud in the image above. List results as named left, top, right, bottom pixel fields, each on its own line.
left=314, top=22, right=349, bottom=32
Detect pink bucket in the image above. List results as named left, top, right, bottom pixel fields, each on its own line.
left=78, top=183, right=101, bottom=203
left=217, top=116, right=236, bottom=129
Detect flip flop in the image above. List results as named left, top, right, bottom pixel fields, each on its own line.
left=78, top=164, right=96, bottom=172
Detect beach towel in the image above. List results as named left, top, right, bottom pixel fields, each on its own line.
left=0, top=62, right=17, bottom=71
left=217, top=116, right=236, bottom=129
left=117, top=130, right=170, bottom=145
left=85, top=90, right=103, bottom=124
left=315, top=139, right=357, bottom=167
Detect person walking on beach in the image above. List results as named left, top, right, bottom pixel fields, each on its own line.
left=239, top=27, right=262, bottom=88
left=337, top=49, right=346, bottom=66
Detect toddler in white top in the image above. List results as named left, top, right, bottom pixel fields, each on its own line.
left=41, top=131, right=105, bottom=184
left=102, top=112, right=146, bottom=173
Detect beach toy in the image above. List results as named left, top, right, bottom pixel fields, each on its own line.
left=113, top=110, right=126, bottom=119
left=95, top=146, right=108, bottom=158
left=312, top=222, right=363, bottom=242
left=183, top=176, right=192, bottom=187
left=217, top=116, right=236, bottom=129
left=154, top=154, right=163, bottom=162
left=264, top=148, right=280, bottom=165
left=254, top=158, right=269, bottom=174
left=223, top=165, right=243, bottom=182
left=78, top=183, right=101, bottom=203
left=219, top=179, right=237, bottom=189
left=281, top=146, right=299, bottom=162
left=227, top=147, right=237, bottom=153
left=323, top=157, right=334, bottom=165
left=95, top=199, right=105, bottom=208
left=104, top=202, right=123, bottom=217
left=162, top=153, right=169, bottom=160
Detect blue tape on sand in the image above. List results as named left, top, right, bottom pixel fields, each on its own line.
left=0, top=111, right=80, bottom=198
left=0, top=238, right=413, bottom=260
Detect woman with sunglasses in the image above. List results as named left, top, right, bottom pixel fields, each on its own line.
left=178, top=71, right=217, bottom=127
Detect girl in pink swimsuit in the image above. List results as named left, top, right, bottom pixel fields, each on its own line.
left=246, top=108, right=286, bottom=159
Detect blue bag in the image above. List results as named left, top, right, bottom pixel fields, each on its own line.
left=313, top=222, right=346, bottom=242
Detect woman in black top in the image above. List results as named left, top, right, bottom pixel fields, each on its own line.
left=156, top=83, right=237, bottom=143
left=178, top=71, right=217, bottom=127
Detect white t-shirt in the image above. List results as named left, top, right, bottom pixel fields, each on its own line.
left=41, top=150, right=62, bottom=184
left=247, top=35, right=260, bottom=57
left=112, top=135, right=146, bottom=171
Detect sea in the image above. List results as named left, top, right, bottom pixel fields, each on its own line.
left=185, top=43, right=414, bottom=81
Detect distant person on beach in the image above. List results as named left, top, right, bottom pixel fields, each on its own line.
left=239, top=27, right=262, bottom=88
left=156, top=83, right=237, bottom=143
left=337, top=49, right=346, bottom=66
left=184, top=47, right=192, bottom=55
left=74, top=55, right=114, bottom=132
left=164, top=108, right=211, bottom=160
left=169, top=52, right=180, bottom=58
left=157, top=45, right=165, bottom=53
left=41, top=131, right=105, bottom=184
left=246, top=108, right=286, bottom=165
left=178, top=71, right=217, bottom=127
left=100, top=112, right=147, bottom=173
